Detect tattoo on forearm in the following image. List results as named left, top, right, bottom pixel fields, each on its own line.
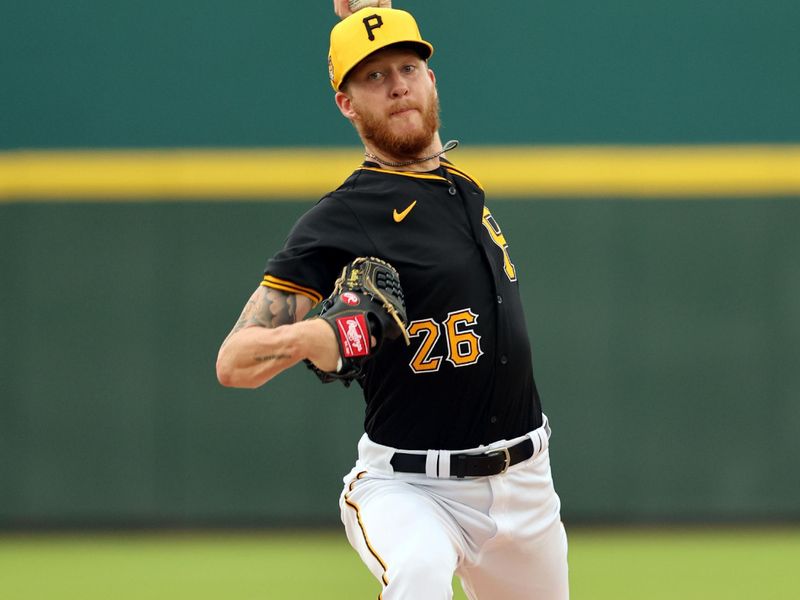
left=223, top=287, right=298, bottom=345
left=253, top=353, right=292, bottom=363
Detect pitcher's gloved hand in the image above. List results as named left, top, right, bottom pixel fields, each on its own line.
left=306, top=256, right=409, bottom=385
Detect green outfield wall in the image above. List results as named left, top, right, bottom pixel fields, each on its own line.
left=2, top=1, right=799, bottom=148
left=2, top=1, right=799, bottom=526
left=2, top=199, right=799, bottom=525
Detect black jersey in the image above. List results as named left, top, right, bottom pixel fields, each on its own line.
left=264, top=159, right=543, bottom=450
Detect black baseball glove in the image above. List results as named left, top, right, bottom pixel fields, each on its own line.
left=306, top=257, right=409, bottom=386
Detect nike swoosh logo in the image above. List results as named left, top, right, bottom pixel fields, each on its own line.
left=393, top=200, right=417, bottom=223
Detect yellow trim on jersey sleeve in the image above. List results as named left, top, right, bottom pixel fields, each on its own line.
left=261, top=275, right=323, bottom=305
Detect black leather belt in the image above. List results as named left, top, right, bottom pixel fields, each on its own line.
left=390, top=437, right=534, bottom=478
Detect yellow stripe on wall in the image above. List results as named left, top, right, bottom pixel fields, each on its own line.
left=0, top=149, right=358, bottom=202
left=1, top=145, right=799, bottom=201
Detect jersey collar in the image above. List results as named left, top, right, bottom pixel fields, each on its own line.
left=358, top=160, right=483, bottom=190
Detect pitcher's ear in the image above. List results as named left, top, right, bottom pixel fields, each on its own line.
left=335, top=91, right=357, bottom=120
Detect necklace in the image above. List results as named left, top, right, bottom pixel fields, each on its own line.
left=364, top=140, right=459, bottom=168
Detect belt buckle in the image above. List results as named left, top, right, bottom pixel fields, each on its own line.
left=485, top=446, right=511, bottom=475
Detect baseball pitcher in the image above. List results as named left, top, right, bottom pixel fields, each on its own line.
left=217, top=2, right=569, bottom=598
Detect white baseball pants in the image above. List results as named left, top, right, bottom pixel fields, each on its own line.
left=339, top=418, right=569, bottom=599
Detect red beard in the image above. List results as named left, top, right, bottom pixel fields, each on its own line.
left=353, top=92, right=441, bottom=160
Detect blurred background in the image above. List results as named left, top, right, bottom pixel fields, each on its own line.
left=2, top=1, right=799, bottom=598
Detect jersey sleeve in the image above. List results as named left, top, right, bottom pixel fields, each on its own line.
left=263, top=195, right=372, bottom=305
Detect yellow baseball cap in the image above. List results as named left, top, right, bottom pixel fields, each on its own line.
left=328, top=8, right=434, bottom=91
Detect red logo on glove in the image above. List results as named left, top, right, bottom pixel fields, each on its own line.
left=335, top=314, right=370, bottom=358
left=340, top=292, right=360, bottom=306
